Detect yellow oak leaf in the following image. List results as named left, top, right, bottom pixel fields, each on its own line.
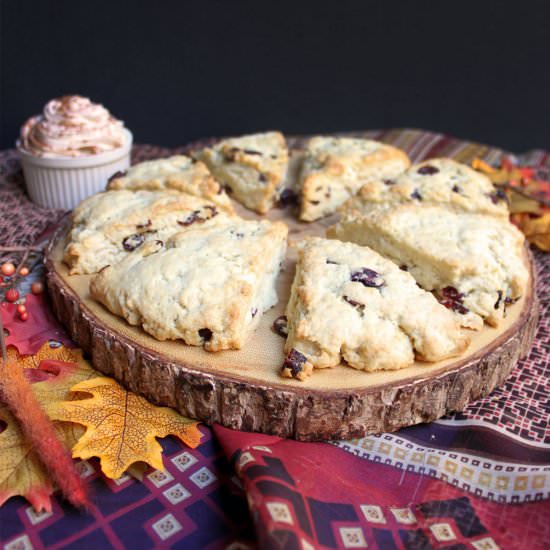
left=508, top=188, right=543, bottom=215
left=471, top=158, right=496, bottom=174
left=0, top=343, right=99, bottom=511
left=6, top=341, right=80, bottom=369
left=46, top=377, right=202, bottom=479
left=30, top=346, right=98, bottom=406
left=31, top=347, right=99, bottom=449
left=126, top=462, right=149, bottom=481
left=518, top=212, right=550, bottom=251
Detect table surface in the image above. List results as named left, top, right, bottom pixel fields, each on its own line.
left=0, top=128, right=549, bottom=550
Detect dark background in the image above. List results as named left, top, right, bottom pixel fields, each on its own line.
left=2, top=0, right=550, bottom=153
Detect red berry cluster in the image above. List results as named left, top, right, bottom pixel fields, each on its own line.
left=1, top=261, right=44, bottom=322
left=16, top=303, right=29, bottom=321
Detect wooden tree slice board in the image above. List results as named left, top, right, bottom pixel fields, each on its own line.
left=44, top=147, right=539, bottom=441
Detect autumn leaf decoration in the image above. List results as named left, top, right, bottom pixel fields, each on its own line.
left=472, top=157, right=550, bottom=251
left=0, top=340, right=202, bottom=510
left=0, top=343, right=92, bottom=511
left=47, top=377, right=202, bottom=479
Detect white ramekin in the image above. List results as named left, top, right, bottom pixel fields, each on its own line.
left=17, top=128, right=133, bottom=210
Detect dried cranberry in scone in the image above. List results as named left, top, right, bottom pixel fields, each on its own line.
left=417, top=165, right=439, bottom=175
left=272, top=315, right=288, bottom=337
left=350, top=267, right=384, bottom=288
left=281, top=349, right=310, bottom=380
left=122, top=233, right=145, bottom=251
left=436, top=286, right=469, bottom=315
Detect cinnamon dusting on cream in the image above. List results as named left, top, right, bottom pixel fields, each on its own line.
left=20, top=95, right=126, bottom=158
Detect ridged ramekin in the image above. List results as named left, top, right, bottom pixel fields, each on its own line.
left=17, top=128, right=133, bottom=210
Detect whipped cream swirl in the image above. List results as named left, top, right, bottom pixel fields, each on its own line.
left=20, top=95, right=127, bottom=157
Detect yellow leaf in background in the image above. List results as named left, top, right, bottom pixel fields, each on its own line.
left=0, top=404, right=88, bottom=512
left=471, top=157, right=511, bottom=183
left=46, top=377, right=202, bottom=479
left=0, top=404, right=54, bottom=512
left=471, top=158, right=496, bottom=173
left=508, top=189, right=543, bottom=215
left=518, top=213, right=550, bottom=251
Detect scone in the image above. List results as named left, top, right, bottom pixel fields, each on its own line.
left=106, top=155, right=234, bottom=212
left=281, top=237, right=469, bottom=380
left=298, top=136, right=410, bottom=221
left=90, top=220, right=288, bottom=351
left=64, top=190, right=236, bottom=275
left=193, top=131, right=288, bottom=214
left=328, top=204, right=529, bottom=329
left=341, top=158, right=509, bottom=217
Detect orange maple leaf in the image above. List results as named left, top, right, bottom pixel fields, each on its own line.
left=47, top=377, right=202, bottom=479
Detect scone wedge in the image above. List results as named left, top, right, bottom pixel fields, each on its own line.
left=106, top=155, right=234, bottom=212
left=341, top=158, right=509, bottom=218
left=281, top=237, right=469, bottom=380
left=298, top=136, right=410, bottom=221
left=193, top=131, right=288, bottom=214
left=90, top=220, right=288, bottom=351
left=328, top=204, right=529, bottom=329
left=64, top=190, right=236, bottom=275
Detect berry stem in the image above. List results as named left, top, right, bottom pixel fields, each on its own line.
left=13, top=249, right=30, bottom=280
left=0, top=246, right=44, bottom=252
left=0, top=313, right=7, bottom=363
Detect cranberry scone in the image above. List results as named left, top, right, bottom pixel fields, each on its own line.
left=192, top=131, right=288, bottom=214
left=298, top=136, right=410, bottom=222
left=64, top=190, right=236, bottom=275
left=106, top=155, right=234, bottom=212
left=341, top=158, right=509, bottom=217
left=328, top=204, right=529, bottom=329
left=90, top=220, right=288, bottom=351
left=281, top=237, right=469, bottom=380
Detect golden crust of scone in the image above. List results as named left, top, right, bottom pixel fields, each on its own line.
left=193, top=131, right=288, bottom=214
left=340, top=157, right=509, bottom=218
left=106, top=155, right=234, bottom=212
left=299, top=136, right=410, bottom=222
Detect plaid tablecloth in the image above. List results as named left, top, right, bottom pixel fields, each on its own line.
left=0, top=129, right=549, bottom=549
